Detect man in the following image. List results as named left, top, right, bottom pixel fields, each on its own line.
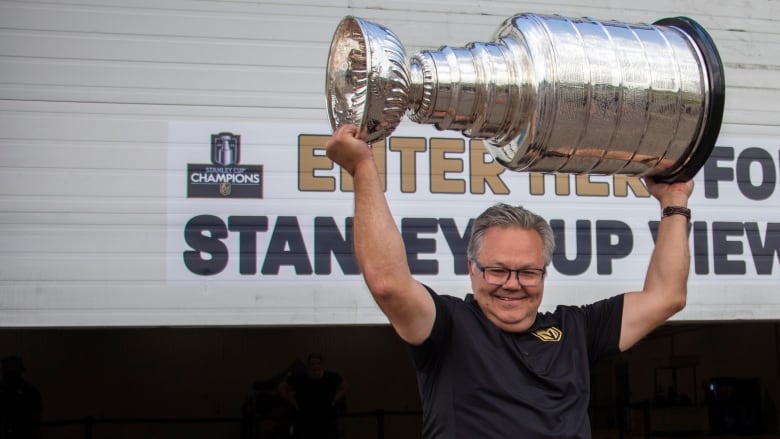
left=325, top=124, right=693, bottom=438
left=278, top=353, right=347, bottom=439
left=0, top=356, right=42, bottom=439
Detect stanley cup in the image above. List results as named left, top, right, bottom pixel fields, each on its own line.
left=326, top=13, right=725, bottom=181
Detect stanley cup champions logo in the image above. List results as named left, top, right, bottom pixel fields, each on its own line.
left=186, top=132, right=263, bottom=198
left=211, top=133, right=240, bottom=167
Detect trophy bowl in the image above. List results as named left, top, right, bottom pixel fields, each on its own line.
left=326, top=16, right=410, bottom=144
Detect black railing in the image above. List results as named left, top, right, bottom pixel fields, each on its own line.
left=41, top=409, right=423, bottom=439
left=41, top=405, right=661, bottom=439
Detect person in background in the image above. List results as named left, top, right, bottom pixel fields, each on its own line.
left=278, top=353, right=347, bottom=439
left=325, top=124, right=693, bottom=438
left=0, top=356, right=42, bottom=439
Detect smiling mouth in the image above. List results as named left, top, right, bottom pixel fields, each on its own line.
left=494, top=294, right=526, bottom=302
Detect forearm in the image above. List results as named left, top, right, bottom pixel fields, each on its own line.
left=643, top=198, right=691, bottom=312
left=333, top=382, right=347, bottom=401
left=277, top=382, right=297, bottom=408
left=351, top=158, right=412, bottom=293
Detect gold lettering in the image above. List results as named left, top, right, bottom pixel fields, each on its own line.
left=430, top=138, right=465, bottom=194
left=575, top=174, right=609, bottom=196
left=529, top=173, right=571, bottom=195
left=529, top=173, right=544, bottom=195
left=298, top=135, right=334, bottom=191
left=299, top=133, right=654, bottom=197
left=389, top=137, right=426, bottom=193
left=613, top=175, right=650, bottom=197
left=469, top=139, right=509, bottom=195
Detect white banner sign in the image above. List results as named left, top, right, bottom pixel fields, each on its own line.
left=167, top=121, right=779, bottom=319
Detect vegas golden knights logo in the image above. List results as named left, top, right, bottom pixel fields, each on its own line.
left=219, top=182, right=232, bottom=196
left=532, top=326, right=563, bottom=342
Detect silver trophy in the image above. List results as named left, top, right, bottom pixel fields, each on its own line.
left=326, top=13, right=725, bottom=181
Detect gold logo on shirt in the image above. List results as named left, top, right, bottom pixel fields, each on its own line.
left=532, top=326, right=562, bottom=342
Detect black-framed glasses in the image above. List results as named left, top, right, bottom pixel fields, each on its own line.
left=472, top=260, right=546, bottom=287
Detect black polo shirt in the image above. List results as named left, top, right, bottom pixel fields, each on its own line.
left=407, top=287, right=623, bottom=438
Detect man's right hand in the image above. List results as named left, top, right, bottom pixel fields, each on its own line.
left=325, top=124, right=374, bottom=176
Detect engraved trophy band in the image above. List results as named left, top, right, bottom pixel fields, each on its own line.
left=326, top=13, right=725, bottom=181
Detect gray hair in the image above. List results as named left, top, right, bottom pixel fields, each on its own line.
left=466, top=203, right=555, bottom=266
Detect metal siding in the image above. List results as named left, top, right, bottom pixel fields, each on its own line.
left=1, top=0, right=778, bottom=326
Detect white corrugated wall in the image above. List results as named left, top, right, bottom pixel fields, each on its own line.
left=1, top=0, right=778, bottom=327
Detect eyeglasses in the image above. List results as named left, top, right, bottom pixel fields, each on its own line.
left=472, top=260, right=546, bottom=287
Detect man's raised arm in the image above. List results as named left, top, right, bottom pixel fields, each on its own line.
left=326, top=125, right=434, bottom=345
left=620, top=177, right=694, bottom=351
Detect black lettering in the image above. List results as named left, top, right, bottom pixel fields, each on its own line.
left=228, top=216, right=268, bottom=275
left=551, top=219, right=591, bottom=275
left=314, top=217, right=359, bottom=275
left=744, top=222, right=780, bottom=275
left=596, top=220, right=633, bottom=275
left=703, top=146, right=734, bottom=199
left=183, top=215, right=229, bottom=276
left=737, top=147, right=776, bottom=200
left=693, top=221, right=710, bottom=275
left=402, top=218, right=438, bottom=275
left=712, top=221, right=746, bottom=275
left=262, top=216, right=313, bottom=275
left=438, top=218, right=473, bottom=274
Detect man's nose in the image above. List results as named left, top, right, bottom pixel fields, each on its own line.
left=502, top=272, right=523, bottom=289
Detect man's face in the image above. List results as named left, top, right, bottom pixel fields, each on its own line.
left=1, top=359, right=23, bottom=382
left=469, top=226, right=546, bottom=333
left=306, top=358, right=325, bottom=379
